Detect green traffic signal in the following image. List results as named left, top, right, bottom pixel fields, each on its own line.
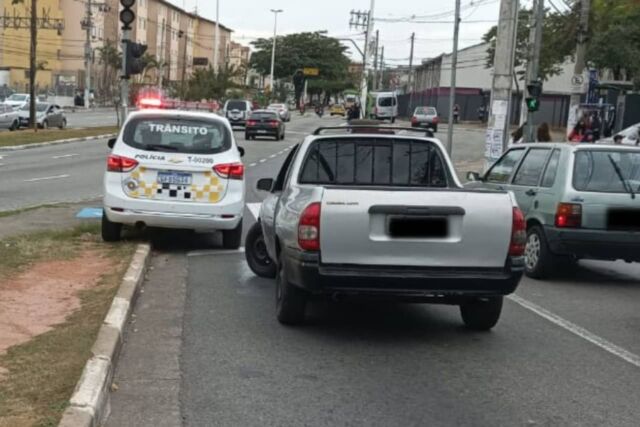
left=526, top=97, right=540, bottom=112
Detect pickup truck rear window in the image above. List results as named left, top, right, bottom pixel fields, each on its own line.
left=299, top=138, right=448, bottom=187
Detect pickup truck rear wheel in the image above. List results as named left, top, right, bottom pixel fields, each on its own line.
left=276, top=259, right=307, bottom=325
left=245, top=222, right=276, bottom=278
left=222, top=220, right=243, bottom=249
left=460, top=296, right=503, bottom=331
left=525, top=225, right=554, bottom=279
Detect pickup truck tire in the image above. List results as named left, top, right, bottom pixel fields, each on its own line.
left=101, top=213, right=122, bottom=242
left=276, top=259, right=307, bottom=325
left=460, top=296, right=503, bottom=331
left=524, top=225, right=554, bottom=279
left=245, top=222, right=276, bottom=278
left=222, top=221, right=243, bottom=249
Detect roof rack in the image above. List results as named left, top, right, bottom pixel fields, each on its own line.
left=312, top=125, right=435, bottom=137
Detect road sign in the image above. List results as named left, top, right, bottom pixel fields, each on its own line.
left=571, top=74, right=586, bottom=94
left=303, top=67, right=319, bottom=77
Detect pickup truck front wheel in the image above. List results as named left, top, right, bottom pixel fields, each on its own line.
left=460, top=296, right=503, bottom=331
left=245, top=222, right=276, bottom=278
left=276, top=258, right=307, bottom=325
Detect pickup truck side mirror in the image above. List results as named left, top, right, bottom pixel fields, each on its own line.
left=107, top=138, right=116, bottom=149
left=256, top=178, right=274, bottom=192
left=466, top=171, right=482, bottom=182
left=237, top=146, right=245, bottom=157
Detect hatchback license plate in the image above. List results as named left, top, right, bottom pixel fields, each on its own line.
left=257, top=129, right=268, bottom=134
left=607, top=209, right=640, bottom=231
left=157, top=171, right=192, bottom=185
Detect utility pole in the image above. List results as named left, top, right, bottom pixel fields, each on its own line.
left=523, top=0, right=545, bottom=142
left=213, top=0, right=220, bottom=71
left=377, top=46, right=384, bottom=90
left=269, top=9, right=283, bottom=100
left=373, top=30, right=379, bottom=91
left=485, top=0, right=520, bottom=166
left=349, top=4, right=376, bottom=118
left=447, top=0, right=461, bottom=155
left=29, top=0, right=37, bottom=130
left=159, top=18, right=166, bottom=88
left=181, top=33, right=188, bottom=96
left=408, top=32, right=415, bottom=113
left=567, top=0, right=591, bottom=136
left=84, top=0, right=93, bottom=110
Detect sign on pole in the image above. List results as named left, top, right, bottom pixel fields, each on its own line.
left=303, top=67, right=320, bottom=77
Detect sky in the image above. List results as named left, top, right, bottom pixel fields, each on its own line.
left=168, top=0, right=507, bottom=67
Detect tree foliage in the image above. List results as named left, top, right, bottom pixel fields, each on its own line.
left=183, top=64, right=242, bottom=101
left=250, top=32, right=352, bottom=90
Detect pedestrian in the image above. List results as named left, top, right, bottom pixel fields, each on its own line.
left=569, top=119, right=592, bottom=143
left=510, top=123, right=526, bottom=145
left=537, top=122, right=552, bottom=142
left=590, top=113, right=602, bottom=142
left=613, top=135, right=623, bottom=145
left=453, top=104, right=460, bottom=124
left=477, top=105, right=486, bottom=123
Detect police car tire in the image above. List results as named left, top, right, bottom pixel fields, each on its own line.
left=222, top=220, right=243, bottom=249
left=101, top=213, right=122, bottom=242
left=460, top=296, right=503, bottom=331
left=59, top=119, right=66, bottom=130
left=276, top=258, right=307, bottom=325
left=245, top=222, right=277, bottom=278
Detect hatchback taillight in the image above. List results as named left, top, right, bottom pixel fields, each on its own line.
left=107, top=154, right=138, bottom=172
left=411, top=116, right=418, bottom=123
left=432, top=116, right=439, bottom=124
left=555, top=203, right=582, bottom=228
left=247, top=120, right=257, bottom=126
left=298, top=202, right=321, bottom=251
left=214, top=163, right=244, bottom=180
left=509, top=207, right=527, bottom=257
left=269, top=120, right=279, bottom=127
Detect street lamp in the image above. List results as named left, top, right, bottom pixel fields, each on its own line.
left=269, top=9, right=283, bottom=99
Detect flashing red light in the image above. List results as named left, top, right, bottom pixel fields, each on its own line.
left=139, top=97, right=162, bottom=108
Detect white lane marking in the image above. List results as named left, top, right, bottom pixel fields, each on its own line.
left=23, top=174, right=70, bottom=183
left=0, top=163, right=4, bottom=167
left=188, top=247, right=245, bottom=257
left=249, top=163, right=257, bottom=167
left=283, top=148, right=290, bottom=152
left=287, top=131, right=306, bottom=135
left=509, top=294, right=640, bottom=369
left=269, top=154, right=277, bottom=158
left=259, top=159, right=266, bottom=163
left=52, top=153, right=79, bottom=159
left=246, top=203, right=261, bottom=220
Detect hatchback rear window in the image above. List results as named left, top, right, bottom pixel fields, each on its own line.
left=299, top=138, right=448, bottom=187
left=226, top=101, right=247, bottom=110
left=250, top=112, right=278, bottom=120
left=573, top=150, right=640, bottom=193
left=121, top=116, right=231, bottom=154
left=378, top=97, right=395, bottom=107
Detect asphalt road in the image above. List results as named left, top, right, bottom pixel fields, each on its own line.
left=104, top=116, right=640, bottom=427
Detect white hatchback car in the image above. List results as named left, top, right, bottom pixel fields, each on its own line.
left=102, top=110, right=245, bottom=248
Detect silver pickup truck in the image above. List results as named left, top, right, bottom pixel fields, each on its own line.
left=245, top=126, right=526, bottom=330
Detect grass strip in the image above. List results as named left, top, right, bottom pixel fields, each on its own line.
left=0, top=126, right=118, bottom=148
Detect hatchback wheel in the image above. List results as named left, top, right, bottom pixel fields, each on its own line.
left=460, top=296, right=503, bottom=331
left=524, top=225, right=554, bottom=279
left=9, top=120, right=18, bottom=131
left=59, top=118, right=66, bottom=130
left=41, top=120, right=48, bottom=129
left=245, top=222, right=276, bottom=278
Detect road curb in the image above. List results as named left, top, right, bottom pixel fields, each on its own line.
left=0, top=133, right=117, bottom=152
left=58, top=243, right=151, bottom=427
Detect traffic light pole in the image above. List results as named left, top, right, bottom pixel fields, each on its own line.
left=524, top=0, right=544, bottom=142
left=121, top=31, right=131, bottom=126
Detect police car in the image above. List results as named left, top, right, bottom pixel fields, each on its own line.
left=102, top=110, right=245, bottom=248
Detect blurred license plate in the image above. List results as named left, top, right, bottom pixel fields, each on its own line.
left=257, top=130, right=268, bottom=134
left=607, top=209, right=640, bottom=230
left=388, top=216, right=448, bottom=238
left=157, top=172, right=192, bottom=185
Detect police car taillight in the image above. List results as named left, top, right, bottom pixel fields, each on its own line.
left=107, top=154, right=138, bottom=172
left=298, top=202, right=321, bottom=251
left=214, top=163, right=244, bottom=180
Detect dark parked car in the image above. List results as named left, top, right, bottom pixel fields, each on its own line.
left=245, top=110, right=285, bottom=140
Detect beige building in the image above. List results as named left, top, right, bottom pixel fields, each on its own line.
left=229, top=41, right=251, bottom=85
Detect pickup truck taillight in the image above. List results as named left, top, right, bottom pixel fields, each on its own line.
left=509, top=207, right=527, bottom=257
left=432, top=116, right=439, bottom=124
left=411, top=116, right=418, bottom=123
left=555, top=203, right=582, bottom=228
left=214, top=163, right=244, bottom=180
left=298, top=202, right=321, bottom=251
left=107, top=154, right=138, bottom=172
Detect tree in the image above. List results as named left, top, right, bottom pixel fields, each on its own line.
left=482, top=6, right=579, bottom=81
left=183, top=63, right=242, bottom=101
left=587, top=0, right=640, bottom=85
left=250, top=32, right=351, bottom=84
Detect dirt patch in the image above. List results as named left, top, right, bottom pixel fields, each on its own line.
left=0, top=249, right=112, bottom=362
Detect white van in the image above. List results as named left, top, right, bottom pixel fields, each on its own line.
left=370, top=92, right=398, bottom=123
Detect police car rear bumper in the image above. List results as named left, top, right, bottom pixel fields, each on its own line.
left=104, top=191, right=244, bottom=231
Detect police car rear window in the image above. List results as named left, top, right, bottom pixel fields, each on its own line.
left=122, top=116, right=231, bottom=154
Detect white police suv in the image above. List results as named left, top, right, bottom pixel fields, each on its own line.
left=102, top=110, right=245, bottom=248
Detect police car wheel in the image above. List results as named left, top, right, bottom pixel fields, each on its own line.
left=245, top=222, right=277, bottom=278
left=222, top=220, right=243, bottom=249
left=101, top=213, right=122, bottom=242
left=59, top=119, right=66, bottom=130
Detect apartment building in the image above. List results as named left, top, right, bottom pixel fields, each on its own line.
left=229, top=41, right=251, bottom=85
left=0, top=0, right=235, bottom=99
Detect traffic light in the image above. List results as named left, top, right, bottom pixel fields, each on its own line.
left=120, top=0, right=136, bottom=30
left=125, top=41, right=148, bottom=78
left=526, top=80, right=543, bottom=112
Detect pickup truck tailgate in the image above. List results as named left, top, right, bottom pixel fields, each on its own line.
left=320, top=189, right=512, bottom=268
